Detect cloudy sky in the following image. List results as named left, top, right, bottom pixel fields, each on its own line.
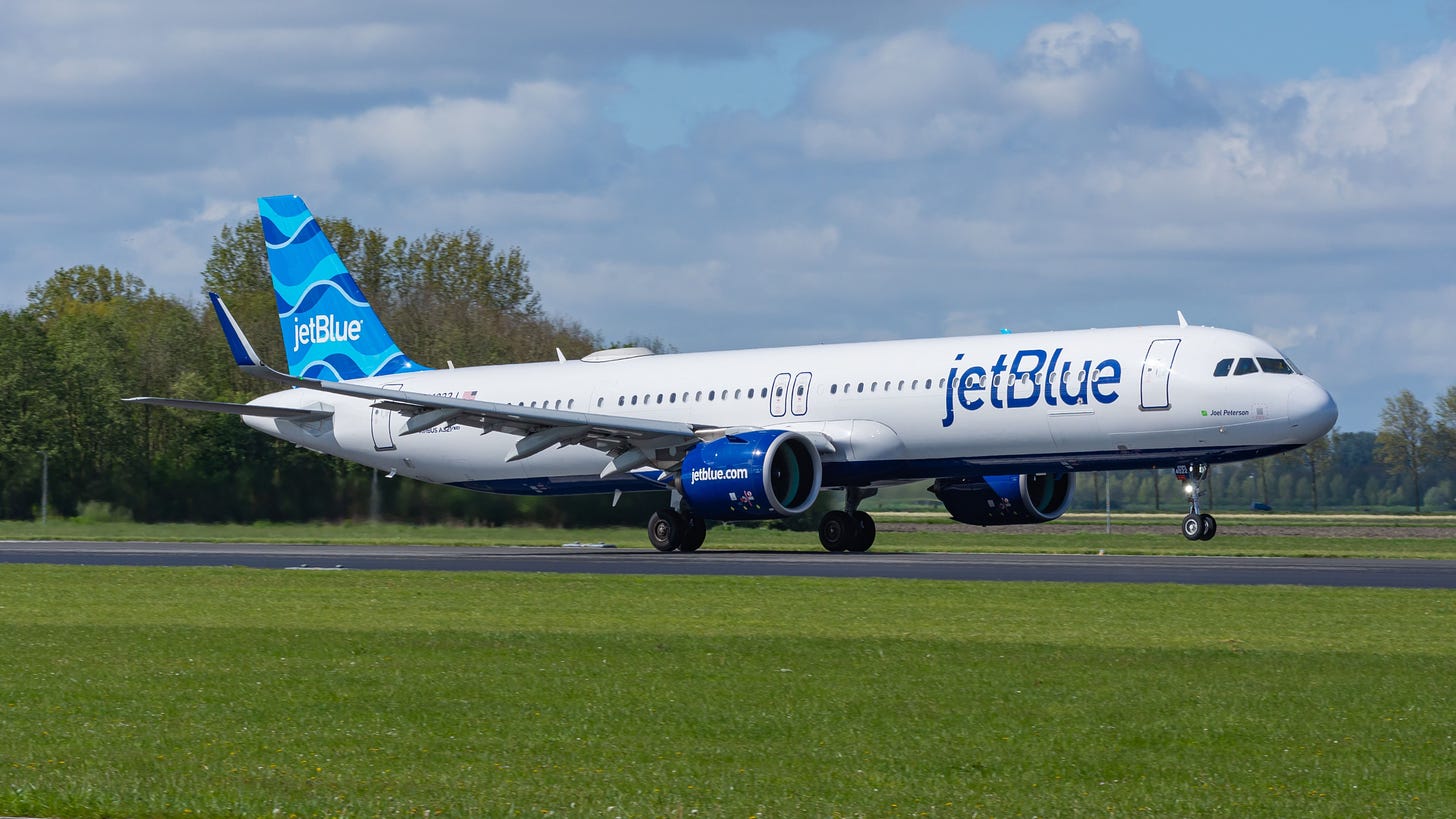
left=3, top=0, right=1454, bottom=431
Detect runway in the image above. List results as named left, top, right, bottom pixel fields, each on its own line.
left=4, top=541, right=1456, bottom=588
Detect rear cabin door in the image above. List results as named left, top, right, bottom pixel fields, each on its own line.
left=371, top=384, right=404, bottom=450
left=1139, top=339, right=1181, bottom=411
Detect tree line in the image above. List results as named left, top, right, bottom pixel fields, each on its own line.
left=0, top=215, right=664, bottom=526
left=2, top=214, right=1454, bottom=524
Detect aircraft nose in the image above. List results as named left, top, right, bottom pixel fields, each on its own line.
left=1288, top=379, right=1338, bottom=440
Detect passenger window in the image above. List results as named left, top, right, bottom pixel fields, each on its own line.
left=695, top=391, right=703, bottom=401
left=830, top=384, right=838, bottom=395
left=857, top=383, right=864, bottom=393
left=1234, top=358, right=1258, bottom=376
left=656, top=394, right=664, bottom=404
left=748, top=388, right=755, bottom=399
left=1214, top=358, right=1233, bottom=377
left=870, top=382, right=877, bottom=392
left=616, top=397, right=623, bottom=406
left=897, top=380, right=905, bottom=391
left=669, top=393, right=676, bottom=403
left=734, top=389, right=741, bottom=399
left=1258, top=357, right=1294, bottom=374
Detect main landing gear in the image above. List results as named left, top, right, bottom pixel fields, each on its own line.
left=1176, top=463, right=1218, bottom=541
left=646, top=488, right=882, bottom=553
left=818, top=488, right=877, bottom=553
left=647, top=504, right=707, bottom=552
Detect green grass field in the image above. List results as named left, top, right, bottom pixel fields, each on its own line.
left=2, top=565, right=1454, bottom=817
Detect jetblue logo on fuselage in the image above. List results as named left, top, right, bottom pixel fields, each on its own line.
left=291, top=314, right=362, bottom=352
left=942, top=348, right=1122, bottom=427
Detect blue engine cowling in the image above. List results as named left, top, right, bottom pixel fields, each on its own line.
left=680, top=430, right=822, bottom=520
left=930, top=473, right=1075, bottom=526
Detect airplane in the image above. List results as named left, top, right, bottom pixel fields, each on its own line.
left=127, top=195, right=1339, bottom=552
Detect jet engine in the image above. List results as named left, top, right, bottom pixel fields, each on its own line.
left=680, top=430, right=822, bottom=520
left=931, top=473, right=1075, bottom=526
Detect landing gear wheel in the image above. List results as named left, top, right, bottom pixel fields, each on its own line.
left=1181, top=514, right=1203, bottom=541
left=679, top=514, right=707, bottom=552
left=648, top=508, right=685, bottom=552
left=1198, top=513, right=1218, bottom=541
left=847, top=511, right=876, bottom=552
left=819, top=510, right=855, bottom=552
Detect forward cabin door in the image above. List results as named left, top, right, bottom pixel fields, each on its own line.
left=790, top=372, right=812, bottom=416
left=1139, top=339, right=1181, bottom=411
left=770, top=372, right=792, bottom=417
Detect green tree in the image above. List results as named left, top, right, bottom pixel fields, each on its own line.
left=25, top=265, right=148, bottom=321
left=1375, top=390, right=1435, bottom=512
left=1434, top=386, right=1456, bottom=468
left=1278, top=430, right=1334, bottom=511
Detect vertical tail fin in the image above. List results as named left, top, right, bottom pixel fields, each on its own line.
left=258, top=195, right=428, bottom=381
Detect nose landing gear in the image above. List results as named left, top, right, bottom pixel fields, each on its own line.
left=1176, top=464, right=1217, bottom=541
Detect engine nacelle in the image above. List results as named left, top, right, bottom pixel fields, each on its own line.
left=681, top=430, right=822, bottom=520
left=931, top=473, right=1075, bottom=526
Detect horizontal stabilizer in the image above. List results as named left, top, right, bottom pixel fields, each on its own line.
left=123, top=397, right=333, bottom=421
left=209, top=293, right=263, bottom=367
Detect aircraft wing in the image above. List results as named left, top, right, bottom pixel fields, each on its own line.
left=207, top=294, right=708, bottom=475
left=123, top=397, right=333, bottom=421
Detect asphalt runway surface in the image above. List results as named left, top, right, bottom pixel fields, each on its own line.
left=4, top=541, right=1456, bottom=588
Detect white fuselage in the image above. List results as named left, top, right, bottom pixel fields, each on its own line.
left=243, top=324, right=1337, bottom=496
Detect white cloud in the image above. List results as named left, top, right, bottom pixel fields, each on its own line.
left=1008, top=15, right=1149, bottom=118
left=295, top=83, right=593, bottom=185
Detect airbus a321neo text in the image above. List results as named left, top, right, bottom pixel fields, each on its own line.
left=128, top=195, right=1339, bottom=552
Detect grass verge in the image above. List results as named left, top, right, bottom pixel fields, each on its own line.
left=1, top=565, right=1454, bottom=817
left=4, top=518, right=1456, bottom=559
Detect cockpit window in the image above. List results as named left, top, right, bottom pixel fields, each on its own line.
left=1234, top=358, right=1258, bottom=376
left=1278, top=351, right=1304, bottom=375
left=1257, top=357, right=1295, bottom=375
left=1213, top=358, right=1233, bottom=377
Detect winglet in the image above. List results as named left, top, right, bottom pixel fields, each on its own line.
left=209, top=292, right=263, bottom=367
left=1177, top=310, right=1189, bottom=327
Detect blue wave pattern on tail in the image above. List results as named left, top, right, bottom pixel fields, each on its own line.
left=259, top=195, right=428, bottom=381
